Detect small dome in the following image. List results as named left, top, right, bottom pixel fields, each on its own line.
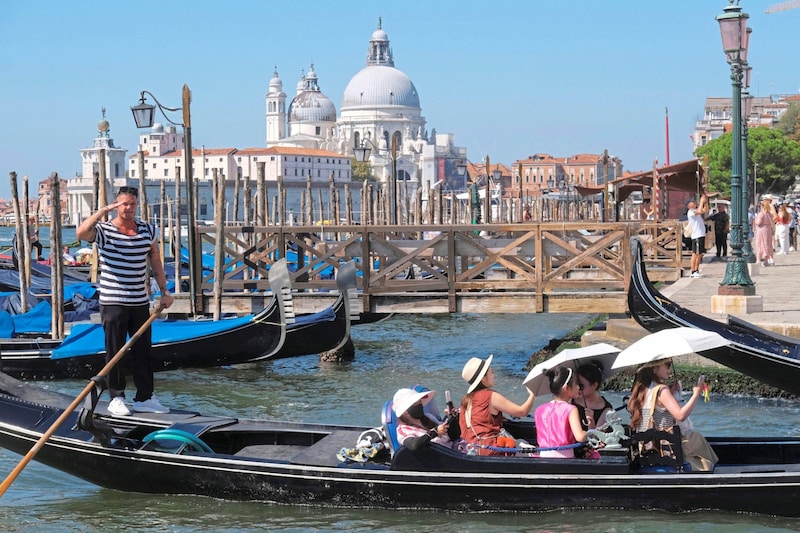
left=341, top=66, right=419, bottom=109
left=288, top=91, right=336, bottom=123
left=268, top=68, right=283, bottom=93
left=151, top=122, right=164, bottom=133
left=371, top=28, right=388, bottom=41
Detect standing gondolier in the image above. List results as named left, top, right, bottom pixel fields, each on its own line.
left=77, top=186, right=174, bottom=416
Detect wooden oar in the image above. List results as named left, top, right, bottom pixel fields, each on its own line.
left=0, top=304, right=165, bottom=497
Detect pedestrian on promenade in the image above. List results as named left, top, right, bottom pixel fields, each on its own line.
left=775, top=203, right=792, bottom=255
left=686, top=194, right=708, bottom=278
left=76, top=186, right=174, bottom=416
left=705, top=204, right=729, bottom=260
left=753, top=198, right=775, bottom=266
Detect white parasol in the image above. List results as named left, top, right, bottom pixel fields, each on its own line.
left=611, top=327, right=730, bottom=370
left=523, top=343, right=621, bottom=396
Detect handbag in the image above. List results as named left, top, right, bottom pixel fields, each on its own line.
left=683, top=221, right=693, bottom=239
left=628, top=386, right=684, bottom=472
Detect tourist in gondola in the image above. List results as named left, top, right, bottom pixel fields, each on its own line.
left=459, top=355, right=535, bottom=456
left=534, top=367, right=597, bottom=458
left=572, top=361, right=613, bottom=431
left=77, top=186, right=174, bottom=416
left=392, top=387, right=455, bottom=450
left=627, top=359, right=717, bottom=471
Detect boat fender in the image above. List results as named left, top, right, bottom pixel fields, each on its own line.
left=142, top=429, right=214, bottom=454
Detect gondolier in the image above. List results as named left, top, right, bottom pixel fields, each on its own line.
left=77, top=186, right=173, bottom=416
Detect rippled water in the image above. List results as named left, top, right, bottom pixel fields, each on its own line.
left=1, top=312, right=799, bottom=532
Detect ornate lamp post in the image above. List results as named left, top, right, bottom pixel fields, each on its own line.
left=741, top=86, right=755, bottom=262
left=353, top=137, right=398, bottom=224
left=131, top=84, right=200, bottom=314
left=716, top=1, right=754, bottom=293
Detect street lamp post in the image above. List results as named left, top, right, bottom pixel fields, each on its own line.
left=741, top=88, right=755, bottom=262
left=716, top=1, right=755, bottom=293
left=131, top=84, right=200, bottom=314
left=353, top=137, right=398, bottom=224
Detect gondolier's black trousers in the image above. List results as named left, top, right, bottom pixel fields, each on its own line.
left=100, top=304, right=153, bottom=403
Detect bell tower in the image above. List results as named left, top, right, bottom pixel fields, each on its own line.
left=266, top=68, right=286, bottom=145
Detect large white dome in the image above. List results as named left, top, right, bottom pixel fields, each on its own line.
left=341, top=65, right=419, bottom=109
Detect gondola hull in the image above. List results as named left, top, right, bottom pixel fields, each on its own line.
left=0, top=298, right=286, bottom=380
left=0, top=380, right=799, bottom=516
left=627, top=237, right=800, bottom=395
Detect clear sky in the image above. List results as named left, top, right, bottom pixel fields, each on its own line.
left=1, top=1, right=797, bottom=198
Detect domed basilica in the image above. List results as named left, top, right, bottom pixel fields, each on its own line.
left=265, top=19, right=465, bottom=191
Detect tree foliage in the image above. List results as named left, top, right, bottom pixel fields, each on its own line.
left=777, top=102, right=800, bottom=142
left=350, top=158, right=375, bottom=181
left=694, top=127, right=800, bottom=198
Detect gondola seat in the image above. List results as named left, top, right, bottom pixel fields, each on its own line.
left=142, top=428, right=214, bottom=454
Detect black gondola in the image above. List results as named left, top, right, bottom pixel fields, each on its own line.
left=0, top=260, right=358, bottom=379
left=627, top=237, right=800, bottom=395
left=1, top=373, right=800, bottom=515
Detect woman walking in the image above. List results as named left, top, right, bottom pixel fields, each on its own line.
left=753, top=199, right=775, bottom=266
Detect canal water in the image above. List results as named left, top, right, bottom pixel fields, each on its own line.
left=1, top=312, right=799, bottom=532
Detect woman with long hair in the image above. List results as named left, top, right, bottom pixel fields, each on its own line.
left=774, top=203, right=792, bottom=255
left=753, top=198, right=776, bottom=266
left=459, top=355, right=535, bottom=456
left=572, top=361, right=613, bottom=431
left=627, top=359, right=717, bottom=471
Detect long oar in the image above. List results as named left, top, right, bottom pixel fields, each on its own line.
left=0, top=304, right=165, bottom=497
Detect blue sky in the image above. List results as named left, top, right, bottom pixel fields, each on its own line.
left=1, top=1, right=797, bottom=198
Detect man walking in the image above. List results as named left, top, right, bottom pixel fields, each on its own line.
left=77, top=186, right=173, bottom=416
left=687, top=194, right=709, bottom=278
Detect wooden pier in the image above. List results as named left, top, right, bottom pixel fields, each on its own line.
left=167, top=221, right=684, bottom=316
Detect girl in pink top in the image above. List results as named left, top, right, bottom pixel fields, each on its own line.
left=534, top=367, right=596, bottom=458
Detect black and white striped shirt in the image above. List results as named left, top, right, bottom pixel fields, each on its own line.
left=95, top=220, right=156, bottom=306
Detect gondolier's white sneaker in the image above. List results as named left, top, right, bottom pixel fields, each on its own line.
left=133, top=395, right=170, bottom=414
left=108, top=396, right=131, bottom=416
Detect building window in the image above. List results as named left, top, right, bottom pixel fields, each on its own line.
left=152, top=163, right=157, bottom=169
left=270, top=156, right=275, bottom=161
left=237, top=157, right=242, bottom=162
left=316, top=126, right=321, bottom=135
left=294, top=168, right=298, bottom=176
left=164, top=169, right=168, bottom=177
left=131, top=170, right=136, bottom=178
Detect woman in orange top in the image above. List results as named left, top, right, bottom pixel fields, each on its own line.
left=459, top=355, right=535, bottom=455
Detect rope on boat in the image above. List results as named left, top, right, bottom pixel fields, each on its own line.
left=477, top=441, right=586, bottom=454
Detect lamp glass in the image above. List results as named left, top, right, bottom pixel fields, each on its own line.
left=716, top=7, right=748, bottom=56
left=492, top=168, right=502, bottom=181
left=353, top=145, right=371, bottom=162
left=131, top=102, right=156, bottom=129
left=742, top=93, right=753, bottom=118
left=456, top=162, right=467, bottom=176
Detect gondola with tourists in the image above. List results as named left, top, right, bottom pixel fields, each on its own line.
left=627, top=237, right=800, bottom=395
left=0, top=370, right=800, bottom=516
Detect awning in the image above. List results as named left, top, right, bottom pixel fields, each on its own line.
left=574, top=159, right=705, bottom=203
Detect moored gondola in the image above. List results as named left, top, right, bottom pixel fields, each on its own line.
left=627, top=237, right=800, bottom=395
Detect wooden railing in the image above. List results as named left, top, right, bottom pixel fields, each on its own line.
left=184, top=221, right=683, bottom=315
